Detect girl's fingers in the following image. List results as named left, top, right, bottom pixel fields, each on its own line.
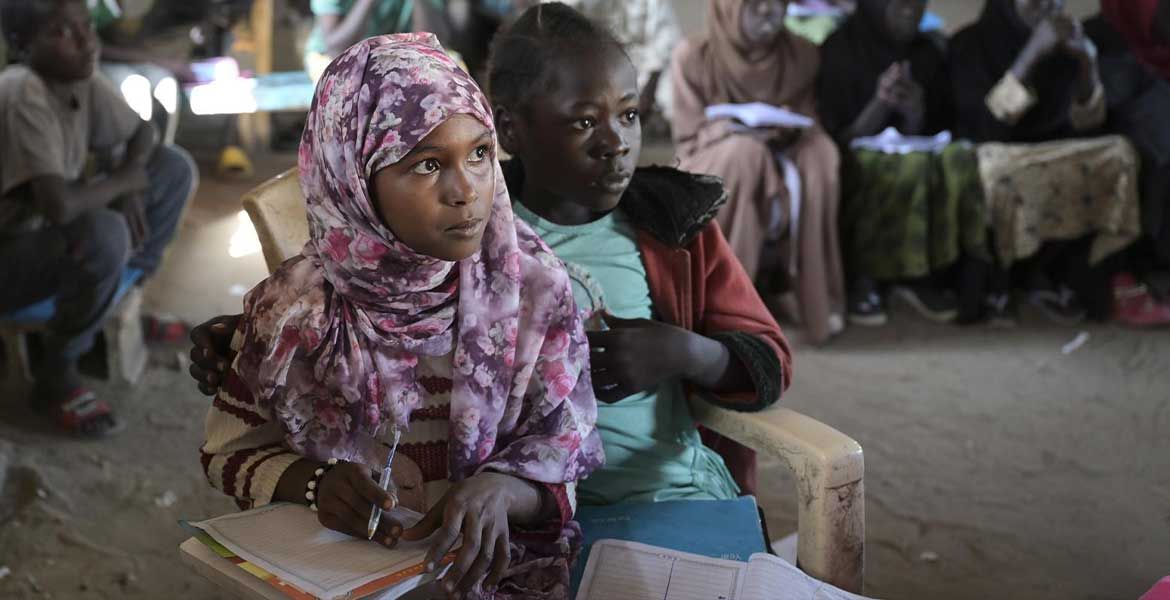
left=444, top=513, right=484, bottom=595
left=347, top=466, right=396, bottom=512
left=332, top=477, right=374, bottom=521
left=424, top=505, right=467, bottom=571
left=402, top=497, right=445, bottom=542
left=376, top=518, right=405, bottom=548
left=459, top=523, right=502, bottom=594
left=482, top=530, right=510, bottom=587
left=484, top=533, right=511, bottom=591
left=317, top=502, right=366, bottom=539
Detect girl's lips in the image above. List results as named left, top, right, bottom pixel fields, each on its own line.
left=445, top=218, right=485, bottom=238
left=595, top=172, right=632, bottom=194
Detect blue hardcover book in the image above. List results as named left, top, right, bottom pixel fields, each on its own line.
left=571, top=497, right=767, bottom=593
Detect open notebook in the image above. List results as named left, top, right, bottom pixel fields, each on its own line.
left=183, top=503, right=448, bottom=600
left=576, top=539, right=878, bottom=600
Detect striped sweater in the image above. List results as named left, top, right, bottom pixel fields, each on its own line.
left=200, top=343, right=573, bottom=525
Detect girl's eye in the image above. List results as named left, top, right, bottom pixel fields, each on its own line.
left=572, top=118, right=596, bottom=131
left=411, top=158, right=440, bottom=175
left=469, top=144, right=491, bottom=163
left=623, top=109, right=640, bottom=124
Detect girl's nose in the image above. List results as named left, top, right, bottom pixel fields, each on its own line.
left=443, top=167, right=478, bottom=206
left=595, top=124, right=631, bottom=160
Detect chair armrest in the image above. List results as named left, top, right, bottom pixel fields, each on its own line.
left=689, top=395, right=865, bottom=593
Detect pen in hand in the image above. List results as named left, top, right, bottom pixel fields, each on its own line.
left=367, top=428, right=401, bottom=540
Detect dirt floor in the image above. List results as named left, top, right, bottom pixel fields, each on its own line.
left=3, top=291, right=1168, bottom=600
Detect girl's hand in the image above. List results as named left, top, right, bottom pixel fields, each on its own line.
left=188, top=314, right=242, bottom=396
left=402, top=473, right=544, bottom=598
left=316, top=461, right=402, bottom=547
left=585, top=314, right=694, bottom=403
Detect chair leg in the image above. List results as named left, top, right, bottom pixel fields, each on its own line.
left=1, top=330, right=34, bottom=385
left=103, top=287, right=147, bottom=385
left=797, top=478, right=865, bottom=593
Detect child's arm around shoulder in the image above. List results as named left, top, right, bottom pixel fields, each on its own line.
left=692, top=222, right=792, bottom=411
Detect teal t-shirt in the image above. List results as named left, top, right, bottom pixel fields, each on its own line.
left=513, top=202, right=739, bottom=506
left=306, top=0, right=417, bottom=55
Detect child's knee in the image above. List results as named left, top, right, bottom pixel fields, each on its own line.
left=68, top=209, right=132, bottom=278
left=149, top=145, right=198, bottom=201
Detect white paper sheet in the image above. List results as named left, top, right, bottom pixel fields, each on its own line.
left=849, top=127, right=953, bottom=155
left=193, top=503, right=431, bottom=600
left=705, top=103, right=815, bottom=130
left=578, top=539, right=882, bottom=600
left=742, top=553, right=874, bottom=600
left=577, top=540, right=746, bottom=600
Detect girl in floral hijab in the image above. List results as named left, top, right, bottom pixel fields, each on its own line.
left=200, top=33, right=602, bottom=599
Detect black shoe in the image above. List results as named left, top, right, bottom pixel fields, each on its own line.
left=985, top=292, right=1018, bottom=328
left=848, top=290, right=887, bottom=326
left=1028, top=286, right=1086, bottom=325
left=892, top=285, right=958, bottom=323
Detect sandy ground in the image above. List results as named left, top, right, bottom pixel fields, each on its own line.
left=3, top=1, right=1168, bottom=599
left=3, top=300, right=1168, bottom=600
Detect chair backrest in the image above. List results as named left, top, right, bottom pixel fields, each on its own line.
left=242, top=168, right=310, bottom=274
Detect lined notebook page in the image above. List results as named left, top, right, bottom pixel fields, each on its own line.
left=742, top=553, right=876, bottom=600
left=577, top=540, right=746, bottom=600
left=194, top=503, right=428, bottom=599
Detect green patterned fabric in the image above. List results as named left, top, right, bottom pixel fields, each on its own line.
left=841, top=143, right=988, bottom=281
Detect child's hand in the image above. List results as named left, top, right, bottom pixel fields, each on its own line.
left=585, top=314, right=694, bottom=403
left=188, top=314, right=242, bottom=396
left=402, top=473, right=543, bottom=598
left=316, top=461, right=402, bottom=547
left=877, top=62, right=925, bottom=124
left=115, top=193, right=150, bottom=250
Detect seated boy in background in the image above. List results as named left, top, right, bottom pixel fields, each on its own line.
left=0, top=0, right=196, bottom=437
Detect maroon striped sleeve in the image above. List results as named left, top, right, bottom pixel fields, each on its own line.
left=212, top=395, right=267, bottom=427
left=222, top=448, right=260, bottom=496
left=241, top=446, right=291, bottom=500
left=221, top=368, right=256, bottom=405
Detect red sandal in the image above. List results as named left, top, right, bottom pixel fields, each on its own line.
left=143, top=315, right=191, bottom=344
left=54, top=388, right=124, bottom=438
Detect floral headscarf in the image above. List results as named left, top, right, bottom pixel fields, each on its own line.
left=233, top=33, right=602, bottom=485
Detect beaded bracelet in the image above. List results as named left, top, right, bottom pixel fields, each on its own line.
left=306, top=458, right=339, bottom=512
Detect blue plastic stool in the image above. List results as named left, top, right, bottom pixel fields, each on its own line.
left=1, top=268, right=145, bottom=384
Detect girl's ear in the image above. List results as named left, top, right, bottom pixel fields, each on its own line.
left=495, top=105, right=520, bottom=156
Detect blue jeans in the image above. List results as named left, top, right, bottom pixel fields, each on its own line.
left=0, top=145, right=196, bottom=381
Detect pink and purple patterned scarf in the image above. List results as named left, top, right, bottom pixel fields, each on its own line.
left=232, top=34, right=602, bottom=487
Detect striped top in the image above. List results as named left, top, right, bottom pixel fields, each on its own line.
left=201, top=336, right=573, bottom=525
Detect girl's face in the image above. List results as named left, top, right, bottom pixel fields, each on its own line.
left=740, top=0, right=788, bottom=49
left=372, top=115, right=496, bottom=261
left=1013, top=0, right=1063, bottom=28
left=498, top=47, right=642, bottom=218
left=881, top=0, right=927, bottom=43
